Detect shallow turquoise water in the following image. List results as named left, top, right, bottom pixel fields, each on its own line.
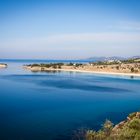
left=0, top=62, right=140, bottom=140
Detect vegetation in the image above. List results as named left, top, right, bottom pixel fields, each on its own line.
left=86, top=120, right=113, bottom=140
left=89, top=61, right=121, bottom=65
left=75, top=63, right=83, bottom=67
left=89, top=58, right=140, bottom=66
left=131, top=67, right=135, bottom=73
left=26, top=58, right=140, bottom=73
left=27, top=63, right=64, bottom=69
left=116, top=66, right=119, bottom=70
left=66, top=62, right=83, bottom=67
left=74, top=112, right=140, bottom=140
left=121, top=58, right=140, bottom=64
left=27, top=62, right=84, bottom=69
left=67, top=62, right=74, bottom=66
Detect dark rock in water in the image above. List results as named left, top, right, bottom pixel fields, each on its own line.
left=130, top=75, right=134, bottom=79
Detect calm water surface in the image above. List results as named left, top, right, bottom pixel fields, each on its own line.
left=0, top=61, right=140, bottom=140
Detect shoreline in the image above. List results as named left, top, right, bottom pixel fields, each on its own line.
left=52, top=68, right=140, bottom=77
left=0, top=63, right=7, bottom=69
left=24, top=66, right=140, bottom=77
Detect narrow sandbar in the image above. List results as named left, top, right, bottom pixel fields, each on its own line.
left=0, top=63, right=7, bottom=69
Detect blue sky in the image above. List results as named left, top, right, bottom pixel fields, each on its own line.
left=0, top=0, right=140, bottom=59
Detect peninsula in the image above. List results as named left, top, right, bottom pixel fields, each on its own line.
left=24, top=58, right=140, bottom=77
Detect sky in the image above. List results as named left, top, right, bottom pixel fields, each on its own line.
left=0, top=0, right=140, bottom=59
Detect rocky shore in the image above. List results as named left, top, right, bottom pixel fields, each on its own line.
left=85, top=112, right=140, bottom=140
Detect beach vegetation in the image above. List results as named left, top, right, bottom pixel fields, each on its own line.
left=67, top=62, right=74, bottom=66
left=131, top=67, right=134, bottom=72
left=116, top=66, right=119, bottom=70
left=75, top=63, right=83, bottom=67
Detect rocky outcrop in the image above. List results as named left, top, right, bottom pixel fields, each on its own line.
left=85, top=112, right=140, bottom=140
left=110, top=112, right=140, bottom=139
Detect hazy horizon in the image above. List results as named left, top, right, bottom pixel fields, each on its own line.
left=1, top=0, right=140, bottom=59
left=0, top=55, right=140, bottom=61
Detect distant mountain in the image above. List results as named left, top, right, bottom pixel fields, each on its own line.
left=87, top=57, right=106, bottom=62
left=86, top=56, right=140, bottom=62
left=86, top=56, right=125, bottom=62
left=128, top=56, right=140, bottom=59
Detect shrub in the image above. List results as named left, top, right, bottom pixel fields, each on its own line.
left=102, top=120, right=113, bottom=136
left=84, top=112, right=140, bottom=140
left=58, top=65, right=61, bottom=69
left=52, top=65, right=57, bottom=69
left=131, top=68, right=134, bottom=72
left=128, top=118, right=140, bottom=130
left=116, top=66, right=119, bottom=70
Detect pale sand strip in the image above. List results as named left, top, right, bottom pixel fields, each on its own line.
left=50, top=68, right=140, bottom=77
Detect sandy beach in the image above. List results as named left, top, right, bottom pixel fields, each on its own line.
left=24, top=65, right=140, bottom=77
left=48, top=68, right=140, bottom=77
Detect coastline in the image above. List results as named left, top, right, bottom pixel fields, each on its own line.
left=24, top=66, right=140, bottom=77
left=0, top=64, right=7, bottom=69
left=52, top=68, right=140, bottom=77
left=85, top=112, right=140, bottom=140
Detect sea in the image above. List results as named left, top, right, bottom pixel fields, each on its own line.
left=0, top=59, right=140, bottom=140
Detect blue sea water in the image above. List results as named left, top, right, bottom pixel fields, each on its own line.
left=0, top=60, right=140, bottom=140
